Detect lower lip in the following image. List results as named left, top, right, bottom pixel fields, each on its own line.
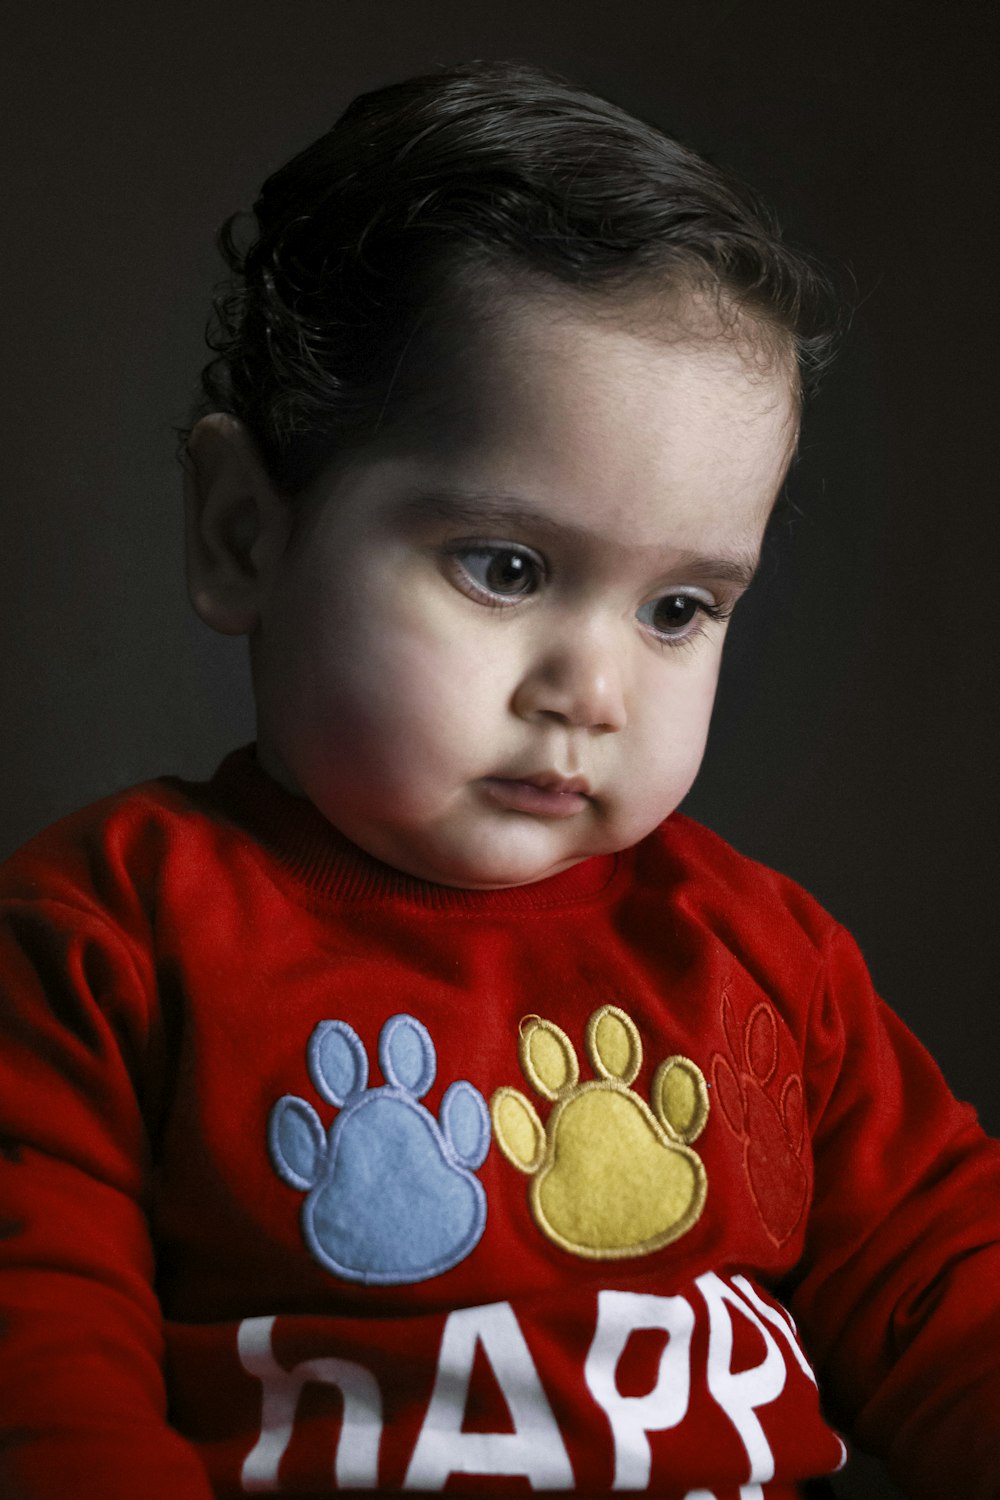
left=481, top=779, right=590, bottom=818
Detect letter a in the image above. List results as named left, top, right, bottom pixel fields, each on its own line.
left=405, top=1302, right=573, bottom=1490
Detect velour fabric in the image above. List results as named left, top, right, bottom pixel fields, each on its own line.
left=1, top=747, right=998, bottom=1497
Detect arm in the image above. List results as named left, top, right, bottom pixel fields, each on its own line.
left=0, top=894, right=214, bottom=1499
left=791, top=924, right=1000, bottom=1499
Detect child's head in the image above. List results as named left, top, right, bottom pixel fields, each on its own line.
left=184, top=62, right=832, bottom=889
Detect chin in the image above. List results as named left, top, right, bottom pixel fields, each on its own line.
left=384, top=834, right=588, bottom=892
left=436, top=843, right=598, bottom=891
left=431, top=861, right=585, bottom=892
left=361, top=807, right=617, bottom=890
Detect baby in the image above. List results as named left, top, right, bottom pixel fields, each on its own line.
left=1, top=60, right=998, bottom=1500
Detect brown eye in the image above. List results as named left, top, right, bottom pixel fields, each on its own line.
left=650, top=594, right=699, bottom=632
left=453, top=546, right=541, bottom=601
left=637, top=591, right=719, bottom=643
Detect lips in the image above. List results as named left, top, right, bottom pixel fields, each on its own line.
left=481, top=770, right=592, bottom=818
left=521, top=771, right=592, bottom=796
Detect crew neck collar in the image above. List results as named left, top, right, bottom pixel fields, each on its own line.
left=204, top=745, right=622, bottom=912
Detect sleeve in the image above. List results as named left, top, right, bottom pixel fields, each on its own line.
left=0, top=893, right=214, bottom=1499
left=789, top=922, right=1000, bottom=1500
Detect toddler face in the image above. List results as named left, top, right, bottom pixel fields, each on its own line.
left=251, top=299, right=796, bottom=888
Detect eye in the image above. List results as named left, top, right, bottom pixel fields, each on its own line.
left=448, top=544, right=542, bottom=605
left=636, top=591, right=725, bottom=644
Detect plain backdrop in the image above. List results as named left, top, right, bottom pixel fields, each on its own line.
left=1, top=4, right=996, bottom=1495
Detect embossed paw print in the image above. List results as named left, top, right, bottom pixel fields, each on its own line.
left=268, top=1014, right=490, bottom=1284
left=711, top=994, right=808, bottom=1245
left=490, top=1005, right=709, bottom=1259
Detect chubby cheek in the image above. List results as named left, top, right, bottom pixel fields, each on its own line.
left=617, top=663, right=719, bottom=835
left=300, top=605, right=503, bottom=807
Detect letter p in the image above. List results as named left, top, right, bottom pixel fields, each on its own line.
left=584, top=1290, right=694, bottom=1490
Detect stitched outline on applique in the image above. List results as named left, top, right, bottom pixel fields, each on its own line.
left=490, top=1004, right=709, bottom=1259
left=268, top=1013, right=491, bottom=1284
left=710, top=991, right=808, bottom=1246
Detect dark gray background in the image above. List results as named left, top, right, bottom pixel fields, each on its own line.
left=1, top=5, right=995, bottom=1494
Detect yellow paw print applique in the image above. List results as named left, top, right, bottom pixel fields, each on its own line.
left=490, top=1006, right=709, bottom=1259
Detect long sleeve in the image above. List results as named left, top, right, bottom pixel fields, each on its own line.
left=790, top=923, right=1000, bottom=1499
left=3, top=760, right=998, bottom=1498
left=0, top=891, right=213, bottom=1498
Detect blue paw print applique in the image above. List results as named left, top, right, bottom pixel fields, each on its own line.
left=268, top=1014, right=491, bottom=1284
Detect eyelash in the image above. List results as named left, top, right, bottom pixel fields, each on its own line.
left=444, top=542, right=732, bottom=649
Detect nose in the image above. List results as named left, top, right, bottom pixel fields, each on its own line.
left=511, top=624, right=628, bottom=732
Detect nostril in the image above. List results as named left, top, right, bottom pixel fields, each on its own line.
left=510, top=643, right=628, bottom=732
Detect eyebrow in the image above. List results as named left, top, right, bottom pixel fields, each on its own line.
left=393, top=488, right=762, bottom=590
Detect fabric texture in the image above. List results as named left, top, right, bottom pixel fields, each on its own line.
left=1, top=746, right=998, bottom=1499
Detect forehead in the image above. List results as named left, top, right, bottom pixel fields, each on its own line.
left=375, top=293, right=798, bottom=553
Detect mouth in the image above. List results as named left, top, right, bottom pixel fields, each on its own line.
left=480, top=771, right=592, bottom=818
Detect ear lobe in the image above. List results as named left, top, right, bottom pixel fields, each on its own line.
left=183, top=414, right=290, bottom=635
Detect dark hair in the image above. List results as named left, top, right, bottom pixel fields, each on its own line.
left=192, top=60, right=836, bottom=493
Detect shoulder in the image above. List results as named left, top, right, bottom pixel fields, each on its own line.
left=0, top=760, right=240, bottom=918
left=641, top=810, right=840, bottom=952
left=626, top=812, right=858, bottom=1043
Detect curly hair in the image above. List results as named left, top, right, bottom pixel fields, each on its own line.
left=192, top=60, right=836, bottom=493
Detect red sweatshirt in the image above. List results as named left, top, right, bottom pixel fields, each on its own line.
left=1, top=747, right=998, bottom=1499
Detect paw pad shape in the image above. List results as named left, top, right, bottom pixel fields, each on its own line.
left=491, top=1005, right=709, bottom=1259
left=711, top=995, right=808, bottom=1245
left=269, top=1014, right=490, bottom=1284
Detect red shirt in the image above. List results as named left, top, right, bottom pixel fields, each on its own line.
left=1, top=748, right=998, bottom=1497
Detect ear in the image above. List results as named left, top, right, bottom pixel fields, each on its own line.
left=183, top=414, right=291, bottom=635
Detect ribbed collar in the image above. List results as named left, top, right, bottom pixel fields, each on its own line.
left=203, top=745, right=622, bottom=913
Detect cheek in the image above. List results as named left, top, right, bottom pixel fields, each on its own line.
left=310, top=604, right=506, bottom=762
left=631, top=660, right=721, bottom=798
